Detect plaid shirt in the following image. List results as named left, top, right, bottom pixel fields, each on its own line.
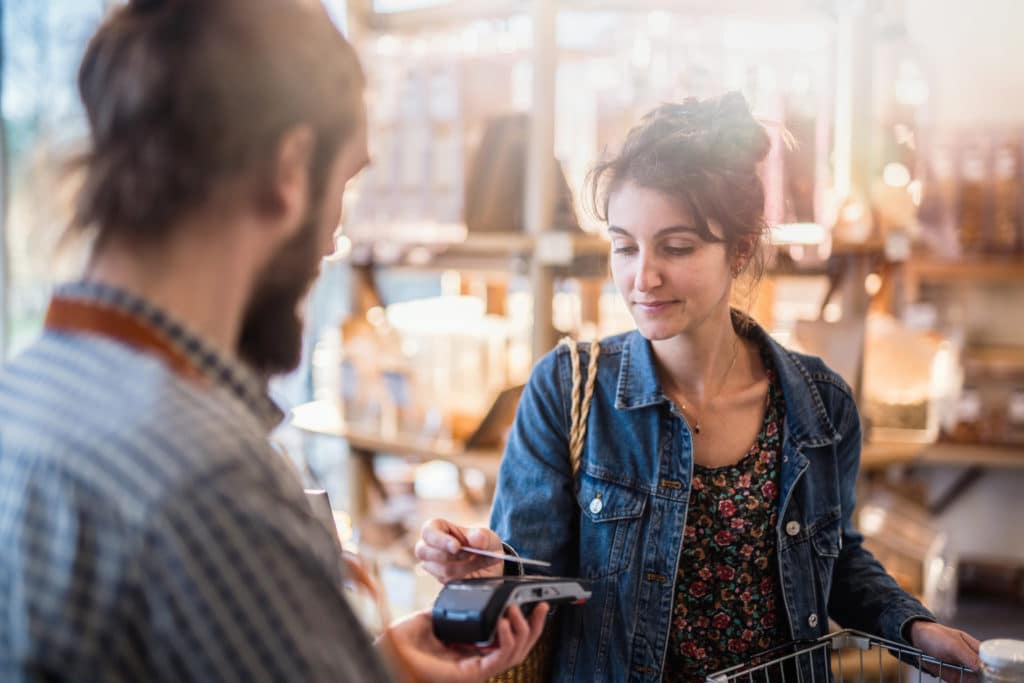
left=0, top=281, right=394, bottom=682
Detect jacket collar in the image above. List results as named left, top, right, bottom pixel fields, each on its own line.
left=614, top=310, right=841, bottom=448
left=49, top=280, right=285, bottom=432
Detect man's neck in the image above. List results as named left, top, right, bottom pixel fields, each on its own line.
left=84, top=226, right=257, bottom=361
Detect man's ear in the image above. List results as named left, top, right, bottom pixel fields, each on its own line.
left=265, top=124, right=315, bottom=235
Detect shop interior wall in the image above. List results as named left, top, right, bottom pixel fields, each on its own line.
left=906, top=0, right=1024, bottom=562
left=907, top=0, right=1024, bottom=130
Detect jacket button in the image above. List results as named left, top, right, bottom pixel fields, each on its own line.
left=808, top=613, right=819, bottom=628
left=785, top=521, right=801, bottom=536
left=589, top=497, right=603, bottom=514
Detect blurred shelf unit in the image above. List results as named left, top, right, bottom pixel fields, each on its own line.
left=902, top=255, right=1024, bottom=302
left=292, top=398, right=505, bottom=525
left=355, top=0, right=825, bottom=32
left=341, top=224, right=609, bottom=276
left=343, top=0, right=845, bottom=355
left=291, top=400, right=501, bottom=474
left=861, top=440, right=1024, bottom=472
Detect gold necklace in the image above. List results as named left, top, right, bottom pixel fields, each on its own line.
left=672, top=339, right=739, bottom=436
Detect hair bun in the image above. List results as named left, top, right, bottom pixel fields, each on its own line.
left=709, top=91, right=771, bottom=169
left=640, top=92, right=770, bottom=174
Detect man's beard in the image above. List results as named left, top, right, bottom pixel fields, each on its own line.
left=237, top=210, right=322, bottom=377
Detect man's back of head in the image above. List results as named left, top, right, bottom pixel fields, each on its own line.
left=72, top=0, right=365, bottom=250
left=70, top=0, right=370, bottom=375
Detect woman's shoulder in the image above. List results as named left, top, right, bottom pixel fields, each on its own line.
left=781, top=348, right=855, bottom=401
left=752, top=327, right=855, bottom=403
left=525, top=331, right=633, bottom=405
left=533, top=330, right=633, bottom=373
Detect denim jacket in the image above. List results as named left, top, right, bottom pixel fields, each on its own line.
left=491, top=318, right=934, bottom=682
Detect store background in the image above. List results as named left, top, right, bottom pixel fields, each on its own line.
left=2, top=0, right=1021, bottom=645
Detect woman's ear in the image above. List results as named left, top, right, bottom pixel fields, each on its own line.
left=731, top=234, right=757, bottom=275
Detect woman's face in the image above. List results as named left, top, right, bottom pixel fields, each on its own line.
left=608, top=182, right=734, bottom=341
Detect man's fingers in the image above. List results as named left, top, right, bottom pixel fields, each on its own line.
left=520, top=603, right=549, bottom=662
left=527, top=602, right=550, bottom=642
left=479, top=619, right=515, bottom=675
left=503, top=605, right=532, bottom=663
left=472, top=602, right=552, bottom=679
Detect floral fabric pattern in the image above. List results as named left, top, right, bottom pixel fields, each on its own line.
left=664, top=359, right=786, bottom=683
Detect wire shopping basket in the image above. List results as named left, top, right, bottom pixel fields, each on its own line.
left=706, top=629, right=975, bottom=683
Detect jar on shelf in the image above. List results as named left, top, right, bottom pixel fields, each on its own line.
left=945, top=385, right=981, bottom=443
left=979, top=639, right=1024, bottom=683
left=1006, top=387, right=1024, bottom=445
left=991, top=138, right=1022, bottom=252
left=958, top=140, right=990, bottom=253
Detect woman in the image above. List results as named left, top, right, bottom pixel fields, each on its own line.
left=416, top=93, right=979, bottom=682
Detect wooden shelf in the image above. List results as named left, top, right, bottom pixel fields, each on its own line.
left=360, top=0, right=821, bottom=33
left=343, top=228, right=609, bottom=275
left=290, top=400, right=501, bottom=473
left=862, top=440, right=1024, bottom=471
left=902, top=257, right=1024, bottom=301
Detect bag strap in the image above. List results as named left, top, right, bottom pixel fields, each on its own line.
left=559, top=337, right=601, bottom=478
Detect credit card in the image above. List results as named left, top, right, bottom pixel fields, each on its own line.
left=459, top=546, right=552, bottom=568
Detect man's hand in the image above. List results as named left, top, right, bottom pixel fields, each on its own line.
left=909, top=620, right=982, bottom=683
left=380, top=603, right=549, bottom=683
left=415, top=518, right=505, bottom=583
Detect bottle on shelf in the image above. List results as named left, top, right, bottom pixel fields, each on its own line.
left=978, top=639, right=1024, bottom=683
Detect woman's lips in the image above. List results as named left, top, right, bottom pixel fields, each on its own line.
left=633, top=300, right=676, bottom=314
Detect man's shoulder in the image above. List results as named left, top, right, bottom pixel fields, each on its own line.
left=0, top=332, right=275, bottom=519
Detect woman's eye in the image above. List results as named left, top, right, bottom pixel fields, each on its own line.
left=612, top=245, right=638, bottom=255
left=664, top=245, right=695, bottom=256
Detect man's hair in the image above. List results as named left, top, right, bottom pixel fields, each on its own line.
left=70, top=0, right=365, bottom=245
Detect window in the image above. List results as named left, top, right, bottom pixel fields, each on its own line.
left=1, top=1, right=109, bottom=357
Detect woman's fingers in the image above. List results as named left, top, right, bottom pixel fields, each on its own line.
left=419, top=518, right=468, bottom=554
left=413, top=539, right=462, bottom=564
left=416, top=519, right=505, bottom=582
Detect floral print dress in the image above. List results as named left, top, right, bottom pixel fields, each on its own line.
left=664, top=358, right=787, bottom=683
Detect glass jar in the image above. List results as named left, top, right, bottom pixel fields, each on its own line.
left=991, top=139, right=1022, bottom=252
left=980, top=639, right=1024, bottom=683
left=958, top=141, right=990, bottom=253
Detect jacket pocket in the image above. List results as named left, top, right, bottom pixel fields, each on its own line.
left=810, top=507, right=842, bottom=557
left=809, top=507, right=842, bottom=610
left=575, top=470, right=647, bottom=578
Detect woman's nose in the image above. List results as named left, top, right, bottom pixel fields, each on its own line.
left=633, top=252, right=662, bottom=292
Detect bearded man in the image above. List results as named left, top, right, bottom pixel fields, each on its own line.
left=0, top=1, right=544, bottom=681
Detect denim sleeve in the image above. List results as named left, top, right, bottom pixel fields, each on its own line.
left=490, top=348, right=580, bottom=578
left=827, top=394, right=936, bottom=644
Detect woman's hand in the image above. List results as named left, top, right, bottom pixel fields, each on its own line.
left=415, top=518, right=505, bottom=583
left=380, top=603, right=549, bottom=683
left=909, top=620, right=982, bottom=682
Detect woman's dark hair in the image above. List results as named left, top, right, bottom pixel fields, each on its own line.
left=587, top=92, right=772, bottom=286
left=70, top=0, right=365, bottom=246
